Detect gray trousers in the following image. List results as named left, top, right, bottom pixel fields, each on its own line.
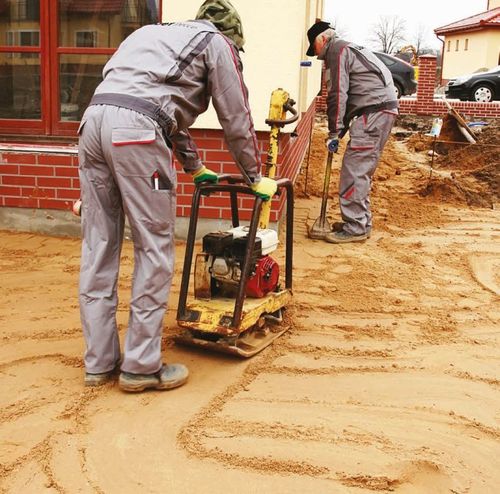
left=339, top=111, right=396, bottom=235
left=78, top=105, right=177, bottom=375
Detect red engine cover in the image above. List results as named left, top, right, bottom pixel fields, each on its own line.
left=246, top=255, right=279, bottom=298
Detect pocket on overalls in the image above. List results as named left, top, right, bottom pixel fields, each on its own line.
left=348, top=116, right=376, bottom=149
left=349, top=135, right=376, bottom=151
left=111, top=127, right=158, bottom=177
left=111, top=125, right=175, bottom=234
left=112, top=127, right=156, bottom=147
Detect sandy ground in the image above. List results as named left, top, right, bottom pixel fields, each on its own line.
left=1, top=117, right=499, bottom=493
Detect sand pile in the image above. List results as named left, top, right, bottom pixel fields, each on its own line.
left=406, top=116, right=499, bottom=208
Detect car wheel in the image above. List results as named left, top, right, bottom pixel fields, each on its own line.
left=471, top=84, right=494, bottom=103
left=394, top=82, right=403, bottom=99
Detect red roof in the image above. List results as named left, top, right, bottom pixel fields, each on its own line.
left=435, top=7, right=500, bottom=35
left=67, top=0, right=125, bottom=14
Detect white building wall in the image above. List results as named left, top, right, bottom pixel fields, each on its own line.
left=162, top=0, right=323, bottom=131
left=442, top=30, right=500, bottom=79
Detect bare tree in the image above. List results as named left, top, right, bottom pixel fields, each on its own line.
left=411, top=23, right=430, bottom=55
left=369, top=15, right=407, bottom=54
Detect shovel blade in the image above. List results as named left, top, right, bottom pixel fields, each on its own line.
left=308, top=216, right=331, bottom=240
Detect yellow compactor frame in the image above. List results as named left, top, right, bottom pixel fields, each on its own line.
left=175, top=89, right=298, bottom=357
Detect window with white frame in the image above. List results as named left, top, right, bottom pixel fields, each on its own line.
left=6, top=30, right=40, bottom=46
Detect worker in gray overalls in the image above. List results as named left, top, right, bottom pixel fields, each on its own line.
left=306, top=21, right=399, bottom=243
left=78, top=0, right=277, bottom=391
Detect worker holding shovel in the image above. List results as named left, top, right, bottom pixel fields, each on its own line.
left=306, top=21, right=398, bottom=243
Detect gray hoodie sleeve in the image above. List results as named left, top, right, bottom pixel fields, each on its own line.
left=170, top=129, right=203, bottom=173
left=204, top=34, right=262, bottom=184
left=326, top=41, right=351, bottom=136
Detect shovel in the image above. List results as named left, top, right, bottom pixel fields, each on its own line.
left=308, top=151, right=334, bottom=239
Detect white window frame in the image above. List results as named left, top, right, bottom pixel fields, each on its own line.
left=6, top=29, right=40, bottom=46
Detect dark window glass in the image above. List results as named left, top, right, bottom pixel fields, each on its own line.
left=75, top=30, right=97, bottom=47
left=0, top=0, right=40, bottom=22
left=0, top=1, right=159, bottom=132
left=0, top=52, right=41, bottom=119
left=59, top=53, right=110, bottom=121
left=0, top=1, right=41, bottom=45
left=59, top=0, right=159, bottom=48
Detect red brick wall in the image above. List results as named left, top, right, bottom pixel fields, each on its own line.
left=0, top=149, right=80, bottom=210
left=316, top=54, right=500, bottom=118
left=0, top=99, right=315, bottom=222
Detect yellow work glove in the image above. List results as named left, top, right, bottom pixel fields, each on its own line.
left=250, top=177, right=277, bottom=201
left=191, top=166, right=218, bottom=184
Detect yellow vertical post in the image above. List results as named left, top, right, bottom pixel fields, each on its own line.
left=258, top=88, right=289, bottom=230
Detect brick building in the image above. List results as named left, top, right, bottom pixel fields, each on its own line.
left=0, top=0, right=324, bottom=236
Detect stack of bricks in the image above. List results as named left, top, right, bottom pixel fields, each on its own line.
left=317, top=54, right=500, bottom=119
left=0, top=100, right=316, bottom=222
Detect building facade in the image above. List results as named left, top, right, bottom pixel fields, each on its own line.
left=435, top=4, right=500, bottom=80
left=0, top=0, right=324, bottom=236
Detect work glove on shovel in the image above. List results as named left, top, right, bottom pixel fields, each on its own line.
left=326, top=133, right=339, bottom=153
left=191, top=165, right=218, bottom=184
left=250, top=177, right=277, bottom=201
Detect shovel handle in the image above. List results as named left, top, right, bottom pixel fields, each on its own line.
left=319, top=151, right=334, bottom=222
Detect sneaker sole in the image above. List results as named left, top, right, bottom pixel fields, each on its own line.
left=119, top=375, right=188, bottom=393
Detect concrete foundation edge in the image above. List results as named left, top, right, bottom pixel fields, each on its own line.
left=0, top=207, right=280, bottom=240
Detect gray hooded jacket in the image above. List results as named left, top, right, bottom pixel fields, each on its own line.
left=94, top=20, right=261, bottom=182
left=319, top=38, right=397, bottom=136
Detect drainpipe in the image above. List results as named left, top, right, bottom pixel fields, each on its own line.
left=435, top=33, right=445, bottom=86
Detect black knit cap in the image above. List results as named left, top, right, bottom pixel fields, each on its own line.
left=306, top=21, right=332, bottom=56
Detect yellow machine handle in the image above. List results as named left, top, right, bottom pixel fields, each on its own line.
left=258, top=88, right=298, bottom=230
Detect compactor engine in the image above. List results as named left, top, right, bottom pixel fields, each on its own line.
left=196, top=227, right=279, bottom=300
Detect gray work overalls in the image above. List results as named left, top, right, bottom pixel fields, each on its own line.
left=320, top=39, right=399, bottom=235
left=78, top=21, right=261, bottom=374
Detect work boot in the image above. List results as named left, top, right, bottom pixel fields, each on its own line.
left=331, top=222, right=371, bottom=238
left=118, top=364, right=189, bottom=393
left=331, top=221, right=345, bottom=232
left=325, top=230, right=369, bottom=244
left=84, top=357, right=122, bottom=387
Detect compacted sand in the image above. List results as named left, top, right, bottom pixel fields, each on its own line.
left=1, top=119, right=499, bottom=493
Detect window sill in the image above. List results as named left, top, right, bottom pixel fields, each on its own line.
left=0, top=134, right=78, bottom=145
left=0, top=140, right=78, bottom=155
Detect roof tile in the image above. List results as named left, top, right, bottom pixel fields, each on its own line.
left=435, top=7, right=500, bottom=34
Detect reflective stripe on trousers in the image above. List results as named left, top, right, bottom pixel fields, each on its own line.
left=78, top=105, right=177, bottom=374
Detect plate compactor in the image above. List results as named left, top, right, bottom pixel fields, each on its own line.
left=175, top=89, right=297, bottom=357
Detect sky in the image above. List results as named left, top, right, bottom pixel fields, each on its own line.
left=323, top=0, right=489, bottom=51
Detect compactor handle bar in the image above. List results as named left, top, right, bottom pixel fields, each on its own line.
left=264, top=99, right=299, bottom=127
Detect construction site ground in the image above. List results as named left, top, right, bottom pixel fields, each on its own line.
left=1, top=115, right=499, bottom=493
